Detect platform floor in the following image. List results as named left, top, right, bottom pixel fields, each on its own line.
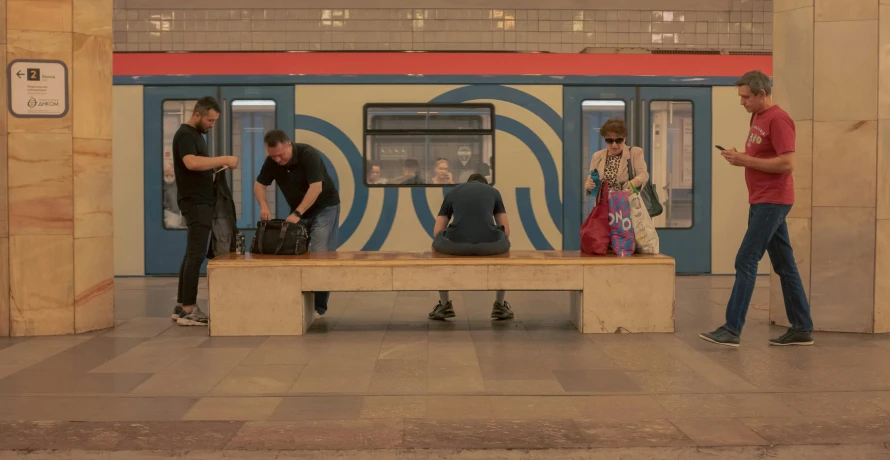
left=2, top=276, right=890, bottom=455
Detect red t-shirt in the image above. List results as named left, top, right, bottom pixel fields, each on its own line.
left=744, top=105, right=795, bottom=205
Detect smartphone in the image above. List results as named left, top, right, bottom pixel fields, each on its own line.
left=715, top=145, right=726, bottom=151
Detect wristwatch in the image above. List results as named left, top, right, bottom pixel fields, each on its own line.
left=292, top=210, right=303, bottom=219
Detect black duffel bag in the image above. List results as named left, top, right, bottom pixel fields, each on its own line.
left=250, top=219, right=309, bottom=255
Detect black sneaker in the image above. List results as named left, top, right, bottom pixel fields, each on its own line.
left=769, top=328, right=814, bottom=346
left=429, top=301, right=455, bottom=321
left=699, top=326, right=740, bottom=348
left=171, top=305, right=186, bottom=321
left=491, top=301, right=515, bottom=320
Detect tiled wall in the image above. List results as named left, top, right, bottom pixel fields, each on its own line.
left=112, top=2, right=773, bottom=53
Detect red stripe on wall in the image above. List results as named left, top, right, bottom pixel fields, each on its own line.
left=113, top=52, right=772, bottom=77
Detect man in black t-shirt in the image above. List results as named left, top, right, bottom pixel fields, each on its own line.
left=429, top=174, right=513, bottom=322
left=171, top=96, right=240, bottom=327
left=254, top=130, right=341, bottom=315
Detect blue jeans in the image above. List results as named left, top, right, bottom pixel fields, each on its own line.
left=724, top=203, right=814, bottom=335
left=305, top=203, right=340, bottom=314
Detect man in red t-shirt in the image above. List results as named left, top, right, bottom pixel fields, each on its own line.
left=700, top=70, right=815, bottom=348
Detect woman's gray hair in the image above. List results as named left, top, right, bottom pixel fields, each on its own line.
left=735, top=70, right=772, bottom=96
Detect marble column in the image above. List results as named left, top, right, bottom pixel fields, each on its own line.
left=1, top=0, right=113, bottom=336
left=771, top=0, right=890, bottom=333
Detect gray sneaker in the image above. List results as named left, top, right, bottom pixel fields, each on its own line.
left=429, top=301, right=455, bottom=321
left=176, top=306, right=208, bottom=327
left=491, top=301, right=515, bottom=320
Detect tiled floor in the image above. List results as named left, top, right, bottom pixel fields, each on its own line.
left=3, top=275, right=890, bottom=454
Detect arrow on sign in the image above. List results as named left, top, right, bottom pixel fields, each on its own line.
left=15, top=70, right=24, bottom=79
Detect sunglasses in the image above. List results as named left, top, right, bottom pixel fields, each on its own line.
left=604, top=137, right=625, bottom=144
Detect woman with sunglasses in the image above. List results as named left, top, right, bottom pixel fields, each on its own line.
left=585, top=118, right=649, bottom=196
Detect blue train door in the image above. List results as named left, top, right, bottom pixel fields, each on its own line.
left=563, top=86, right=712, bottom=274
left=144, top=86, right=294, bottom=275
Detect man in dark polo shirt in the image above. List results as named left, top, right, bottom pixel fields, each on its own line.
left=171, top=96, right=240, bottom=326
left=253, top=130, right=341, bottom=315
left=429, top=174, right=513, bottom=322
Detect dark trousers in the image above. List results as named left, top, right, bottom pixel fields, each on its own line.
left=724, top=203, right=814, bottom=335
left=432, top=229, right=510, bottom=256
left=177, top=203, right=213, bottom=306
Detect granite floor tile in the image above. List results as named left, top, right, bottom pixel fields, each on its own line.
left=742, top=416, right=890, bottom=445
left=269, top=396, right=364, bottom=420
left=289, top=370, right=373, bottom=394
left=483, top=379, right=566, bottom=395
left=574, top=419, right=695, bottom=447
left=377, top=336, right=428, bottom=361
left=572, top=395, right=672, bottom=420
left=227, top=419, right=403, bottom=450
left=0, top=369, right=152, bottom=394
left=367, top=376, right=428, bottom=394
left=775, top=392, right=889, bottom=417
left=671, top=417, right=771, bottom=446
left=425, top=396, right=494, bottom=419
left=552, top=369, right=642, bottom=393
left=89, top=336, right=208, bottom=373
left=11, top=337, right=147, bottom=375
left=0, top=337, right=29, bottom=352
left=0, top=396, right=196, bottom=421
left=101, top=317, right=174, bottom=338
left=489, top=396, right=583, bottom=419
left=478, top=359, right=558, bottom=380
left=210, top=365, right=304, bottom=394
left=371, top=359, right=427, bottom=379
left=198, top=336, right=269, bottom=348
left=625, top=367, right=723, bottom=394
left=182, top=397, right=281, bottom=421
left=361, top=396, right=426, bottom=418
left=427, top=365, right=486, bottom=393
left=403, top=419, right=588, bottom=449
left=131, top=348, right=253, bottom=395
left=655, top=394, right=802, bottom=418
left=114, top=421, right=244, bottom=450
left=646, top=334, right=758, bottom=392
left=240, top=339, right=320, bottom=366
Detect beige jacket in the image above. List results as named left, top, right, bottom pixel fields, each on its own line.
left=587, top=145, right=649, bottom=188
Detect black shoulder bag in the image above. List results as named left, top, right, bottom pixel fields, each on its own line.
left=250, top=220, right=309, bottom=255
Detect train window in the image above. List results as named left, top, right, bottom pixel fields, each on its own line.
left=231, top=100, right=277, bottom=226
left=581, top=100, right=627, bottom=217
left=161, top=100, right=198, bottom=230
left=363, top=104, right=495, bottom=186
left=649, top=101, right=693, bottom=229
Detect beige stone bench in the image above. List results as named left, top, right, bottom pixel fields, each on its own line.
left=206, top=251, right=676, bottom=336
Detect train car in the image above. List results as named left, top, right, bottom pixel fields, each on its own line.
left=111, top=51, right=774, bottom=277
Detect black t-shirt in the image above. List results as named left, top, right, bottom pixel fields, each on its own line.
left=256, top=143, right=340, bottom=220
left=172, top=124, right=214, bottom=206
left=438, top=181, right=506, bottom=243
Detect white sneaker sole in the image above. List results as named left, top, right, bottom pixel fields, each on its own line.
left=699, top=333, right=740, bottom=348
left=768, top=341, right=814, bottom=346
left=176, top=318, right=208, bottom=327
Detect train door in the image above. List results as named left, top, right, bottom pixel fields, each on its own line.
left=143, top=86, right=294, bottom=275
left=563, top=86, right=712, bottom=274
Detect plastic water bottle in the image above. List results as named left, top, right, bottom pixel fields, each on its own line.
left=235, top=233, right=245, bottom=255
left=587, top=169, right=601, bottom=195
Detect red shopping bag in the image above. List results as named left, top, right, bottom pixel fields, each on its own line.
left=580, top=179, right=611, bottom=255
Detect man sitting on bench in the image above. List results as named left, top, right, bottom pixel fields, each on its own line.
left=429, top=174, right=514, bottom=321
